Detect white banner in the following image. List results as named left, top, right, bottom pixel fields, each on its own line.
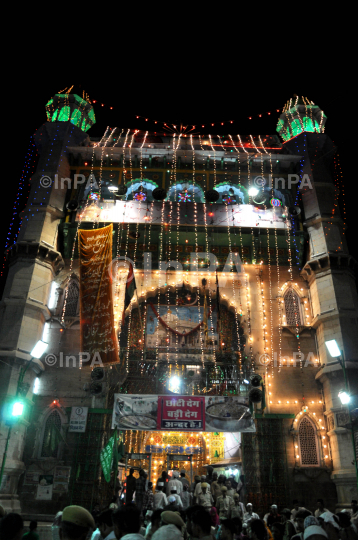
left=69, top=407, right=88, bottom=433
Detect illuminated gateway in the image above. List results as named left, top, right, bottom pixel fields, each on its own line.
left=0, top=92, right=357, bottom=521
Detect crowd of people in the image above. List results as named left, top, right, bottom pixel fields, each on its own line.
left=1, top=468, right=358, bottom=540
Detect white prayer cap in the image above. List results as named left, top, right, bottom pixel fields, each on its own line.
left=158, top=482, right=164, bottom=486
left=304, top=526, right=328, bottom=539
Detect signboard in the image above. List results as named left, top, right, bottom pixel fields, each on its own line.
left=145, top=445, right=203, bottom=454
left=159, top=396, right=205, bottom=430
left=167, top=454, right=192, bottom=462
left=53, top=466, right=71, bottom=493
left=36, top=475, right=53, bottom=500
left=77, top=201, right=288, bottom=230
left=69, top=407, right=89, bottom=433
left=24, top=471, right=41, bottom=485
left=112, top=394, right=255, bottom=433
left=128, top=453, right=150, bottom=460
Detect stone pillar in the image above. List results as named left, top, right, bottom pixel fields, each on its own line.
left=284, top=131, right=358, bottom=504
left=0, top=120, right=88, bottom=511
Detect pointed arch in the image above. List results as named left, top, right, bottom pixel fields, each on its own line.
left=215, top=183, right=247, bottom=204
left=283, top=286, right=303, bottom=326
left=125, top=179, right=159, bottom=201
left=40, top=409, right=63, bottom=458
left=298, top=415, right=320, bottom=467
left=166, top=182, right=205, bottom=203
left=63, top=279, right=80, bottom=317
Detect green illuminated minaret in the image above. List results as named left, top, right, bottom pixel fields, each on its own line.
left=276, top=96, right=326, bottom=141
left=46, top=93, right=96, bottom=132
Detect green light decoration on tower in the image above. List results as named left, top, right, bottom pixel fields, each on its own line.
left=276, top=96, right=327, bottom=142
left=46, top=94, right=96, bottom=132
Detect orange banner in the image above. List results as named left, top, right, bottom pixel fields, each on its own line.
left=79, top=224, right=119, bottom=365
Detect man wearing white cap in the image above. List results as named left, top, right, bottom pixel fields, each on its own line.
left=168, top=486, right=184, bottom=509
left=243, top=503, right=259, bottom=524
left=153, top=483, right=168, bottom=510
left=265, top=505, right=281, bottom=528
left=167, top=471, right=182, bottom=496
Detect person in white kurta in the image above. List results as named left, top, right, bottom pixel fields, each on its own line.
left=244, top=503, right=260, bottom=523
left=153, top=483, right=168, bottom=510
left=168, top=488, right=184, bottom=509
left=167, top=471, right=183, bottom=496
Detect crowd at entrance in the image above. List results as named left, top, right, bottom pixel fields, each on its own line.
left=1, top=470, right=358, bottom=540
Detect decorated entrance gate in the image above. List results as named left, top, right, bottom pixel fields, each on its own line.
left=242, top=418, right=290, bottom=513
left=68, top=411, right=114, bottom=509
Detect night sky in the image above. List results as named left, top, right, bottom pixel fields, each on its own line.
left=2, top=85, right=354, bottom=293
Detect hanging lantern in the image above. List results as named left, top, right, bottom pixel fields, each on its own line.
left=205, top=189, right=219, bottom=202
left=152, top=188, right=167, bottom=201
left=289, top=206, right=301, bottom=216
left=250, top=374, right=262, bottom=387
left=117, top=185, right=127, bottom=196
left=66, top=200, right=79, bottom=211
left=249, top=388, right=263, bottom=403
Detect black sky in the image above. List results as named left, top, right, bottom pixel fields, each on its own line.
left=2, top=84, right=354, bottom=280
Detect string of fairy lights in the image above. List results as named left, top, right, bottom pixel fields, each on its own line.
left=60, top=87, right=283, bottom=127
left=6, top=111, right=342, bottom=468
left=227, top=135, right=254, bottom=371
left=198, top=135, right=217, bottom=372
left=190, top=134, right=205, bottom=370
left=14, top=87, right=353, bottom=475
left=1, top=136, right=38, bottom=277
left=216, top=135, right=244, bottom=373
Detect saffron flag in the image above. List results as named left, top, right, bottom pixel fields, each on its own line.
left=79, top=224, right=119, bottom=365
